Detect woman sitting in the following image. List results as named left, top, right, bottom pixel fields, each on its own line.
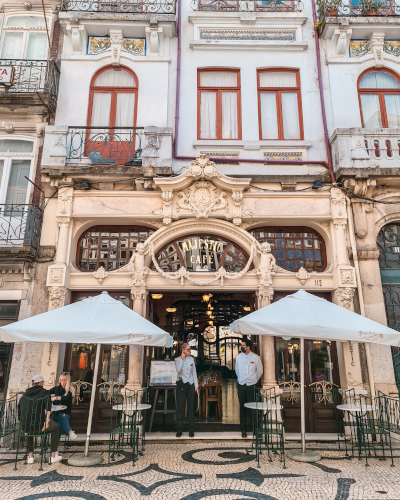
left=50, top=372, right=77, bottom=441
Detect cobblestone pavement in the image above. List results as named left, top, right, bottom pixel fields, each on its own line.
left=1, top=441, right=400, bottom=500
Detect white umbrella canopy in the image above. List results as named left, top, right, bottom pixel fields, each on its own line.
left=0, top=291, right=172, bottom=347
left=231, top=289, right=400, bottom=346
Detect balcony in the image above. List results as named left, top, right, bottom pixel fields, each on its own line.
left=191, top=0, right=302, bottom=12
left=0, top=205, right=43, bottom=257
left=317, top=0, right=400, bottom=19
left=330, top=128, right=400, bottom=173
left=0, top=60, right=60, bottom=114
left=61, top=0, right=176, bottom=13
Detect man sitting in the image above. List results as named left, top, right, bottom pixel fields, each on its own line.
left=18, top=374, right=62, bottom=464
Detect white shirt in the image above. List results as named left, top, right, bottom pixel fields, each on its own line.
left=175, top=356, right=198, bottom=388
left=235, top=351, right=263, bottom=386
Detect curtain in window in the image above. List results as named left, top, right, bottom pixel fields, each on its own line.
left=0, top=161, right=4, bottom=188
left=360, top=94, right=382, bottom=127
left=360, top=72, right=400, bottom=89
left=221, top=92, right=238, bottom=139
left=282, top=93, right=300, bottom=139
left=259, top=72, right=297, bottom=88
left=1, top=32, right=23, bottom=58
left=94, top=69, right=135, bottom=87
left=260, top=93, right=278, bottom=139
left=5, top=160, right=30, bottom=205
left=384, top=95, right=400, bottom=127
left=6, top=16, right=46, bottom=28
left=91, top=93, right=112, bottom=127
left=26, top=33, right=47, bottom=59
left=115, top=93, right=135, bottom=127
left=200, top=71, right=237, bottom=87
left=200, top=92, right=217, bottom=139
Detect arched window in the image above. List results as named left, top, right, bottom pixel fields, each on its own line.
left=248, top=226, right=326, bottom=272
left=88, top=66, right=138, bottom=129
left=358, top=69, right=400, bottom=128
left=77, top=225, right=154, bottom=271
left=154, top=234, right=250, bottom=273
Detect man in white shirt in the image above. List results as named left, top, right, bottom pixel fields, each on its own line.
left=235, top=338, right=263, bottom=437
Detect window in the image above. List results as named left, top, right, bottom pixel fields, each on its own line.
left=249, top=226, right=326, bottom=272
left=358, top=69, right=400, bottom=128
left=88, top=66, right=138, bottom=129
left=77, top=225, right=154, bottom=271
left=0, top=301, right=19, bottom=398
left=258, top=69, right=303, bottom=140
left=0, top=139, right=34, bottom=206
left=198, top=69, right=241, bottom=140
left=0, top=16, right=48, bottom=59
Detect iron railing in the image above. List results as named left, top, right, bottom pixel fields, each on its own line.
left=191, top=0, right=302, bottom=12
left=67, top=126, right=144, bottom=166
left=0, top=60, right=60, bottom=112
left=317, top=0, right=400, bottom=18
left=61, top=0, right=176, bottom=13
left=0, top=204, right=43, bottom=254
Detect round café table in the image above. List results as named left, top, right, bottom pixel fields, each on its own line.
left=112, top=403, right=151, bottom=411
left=337, top=403, right=377, bottom=460
left=244, top=402, right=283, bottom=411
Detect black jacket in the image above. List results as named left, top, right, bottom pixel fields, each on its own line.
left=50, top=384, right=72, bottom=416
left=18, top=385, right=51, bottom=432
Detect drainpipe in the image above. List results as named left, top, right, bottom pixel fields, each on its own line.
left=173, top=0, right=336, bottom=182
left=346, top=197, right=376, bottom=398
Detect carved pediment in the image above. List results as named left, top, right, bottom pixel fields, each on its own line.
left=153, top=155, right=252, bottom=226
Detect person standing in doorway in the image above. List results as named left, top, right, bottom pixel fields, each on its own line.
left=235, top=338, right=263, bottom=437
left=175, top=342, right=199, bottom=438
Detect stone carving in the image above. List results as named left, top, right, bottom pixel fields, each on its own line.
left=93, top=266, right=108, bottom=284
left=333, top=219, right=347, bottom=229
left=49, top=268, right=64, bottom=284
left=337, top=287, right=355, bottom=310
left=57, top=216, right=71, bottom=228
left=45, top=372, right=56, bottom=388
left=74, top=220, right=90, bottom=234
left=255, top=242, right=276, bottom=286
left=177, top=180, right=228, bottom=219
left=341, top=269, right=354, bottom=285
left=54, top=135, right=65, bottom=148
left=184, top=154, right=222, bottom=180
left=152, top=191, right=173, bottom=225
left=296, top=267, right=311, bottom=285
left=127, top=243, right=150, bottom=286
left=48, top=286, right=67, bottom=310
left=130, top=286, right=148, bottom=300
left=139, top=220, right=164, bottom=229
left=330, top=187, right=347, bottom=220
left=316, top=221, right=330, bottom=231
left=57, top=187, right=73, bottom=217
left=256, top=285, right=274, bottom=302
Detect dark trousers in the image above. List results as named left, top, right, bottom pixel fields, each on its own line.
left=237, top=383, right=256, bottom=431
left=26, top=420, right=60, bottom=453
left=176, top=382, right=195, bottom=434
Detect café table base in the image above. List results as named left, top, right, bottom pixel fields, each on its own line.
left=68, top=453, right=103, bottom=467
left=286, top=449, right=321, bottom=463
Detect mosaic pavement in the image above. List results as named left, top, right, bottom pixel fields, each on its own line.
left=0, top=441, right=400, bottom=500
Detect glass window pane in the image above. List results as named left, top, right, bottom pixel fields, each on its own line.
left=281, top=93, right=300, bottom=139
left=384, top=94, right=400, bottom=127
left=6, top=16, right=46, bottom=28
left=221, top=92, right=238, bottom=139
left=94, top=69, right=135, bottom=87
left=260, top=92, right=278, bottom=139
left=0, top=140, right=33, bottom=153
left=360, top=71, right=400, bottom=89
left=115, top=93, right=135, bottom=127
left=259, top=72, right=297, bottom=87
left=1, top=32, right=23, bottom=58
left=91, top=93, right=112, bottom=128
left=200, top=71, right=237, bottom=87
left=26, top=32, right=47, bottom=59
left=360, top=94, right=382, bottom=128
left=5, top=160, right=30, bottom=205
left=200, top=92, right=217, bottom=139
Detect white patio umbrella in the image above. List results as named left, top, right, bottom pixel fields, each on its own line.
left=230, top=289, right=400, bottom=462
left=0, top=291, right=172, bottom=465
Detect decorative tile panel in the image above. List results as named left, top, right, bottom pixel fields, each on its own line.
left=200, top=152, right=239, bottom=165
left=87, top=36, right=146, bottom=55
left=350, top=40, right=400, bottom=58
left=199, top=29, right=296, bottom=42
left=264, top=152, right=303, bottom=161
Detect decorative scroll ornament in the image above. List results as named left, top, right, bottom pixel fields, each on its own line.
left=337, top=287, right=355, bottom=310
left=279, top=381, right=301, bottom=405
left=48, top=286, right=67, bottom=310
left=309, top=380, right=338, bottom=405
left=296, top=266, right=311, bottom=285
left=150, top=241, right=256, bottom=287
left=71, top=380, right=92, bottom=405
left=93, top=265, right=108, bottom=284
left=185, top=154, right=222, bottom=179
left=177, top=180, right=228, bottom=219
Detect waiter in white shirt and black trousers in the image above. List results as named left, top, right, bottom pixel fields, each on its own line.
left=175, top=342, right=199, bottom=438
left=235, top=337, right=263, bottom=437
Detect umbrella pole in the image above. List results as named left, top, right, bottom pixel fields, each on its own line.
left=68, top=344, right=103, bottom=467
left=286, top=338, right=321, bottom=463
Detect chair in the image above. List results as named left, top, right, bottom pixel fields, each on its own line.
left=332, top=387, right=354, bottom=457
left=14, top=394, right=51, bottom=471
left=0, top=395, right=19, bottom=443
left=248, top=387, right=285, bottom=469
left=204, top=383, right=222, bottom=418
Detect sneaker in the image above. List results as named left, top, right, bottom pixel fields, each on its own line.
left=176, top=432, right=182, bottom=437
left=69, top=431, right=77, bottom=440
left=27, top=456, right=34, bottom=464
left=50, top=455, right=63, bottom=464
left=241, top=430, right=247, bottom=438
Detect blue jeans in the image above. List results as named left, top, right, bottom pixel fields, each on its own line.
left=51, top=412, right=72, bottom=440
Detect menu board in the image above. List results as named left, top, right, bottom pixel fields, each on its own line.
left=150, top=361, right=177, bottom=386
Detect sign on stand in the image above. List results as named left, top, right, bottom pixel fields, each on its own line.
left=0, top=67, right=15, bottom=86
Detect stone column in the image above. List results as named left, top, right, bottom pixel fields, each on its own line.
left=256, top=286, right=276, bottom=389
left=126, top=287, right=147, bottom=390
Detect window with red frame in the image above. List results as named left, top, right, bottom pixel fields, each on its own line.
left=358, top=69, right=400, bottom=128
left=198, top=69, right=241, bottom=140
left=258, top=69, right=303, bottom=140
left=88, top=66, right=138, bottom=129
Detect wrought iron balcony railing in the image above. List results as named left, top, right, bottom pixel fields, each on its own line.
left=0, top=205, right=43, bottom=255
left=317, top=0, right=400, bottom=18
left=191, top=0, right=302, bottom=12
left=61, top=0, right=176, bottom=13
left=0, top=59, right=60, bottom=113
left=67, top=127, right=144, bottom=167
